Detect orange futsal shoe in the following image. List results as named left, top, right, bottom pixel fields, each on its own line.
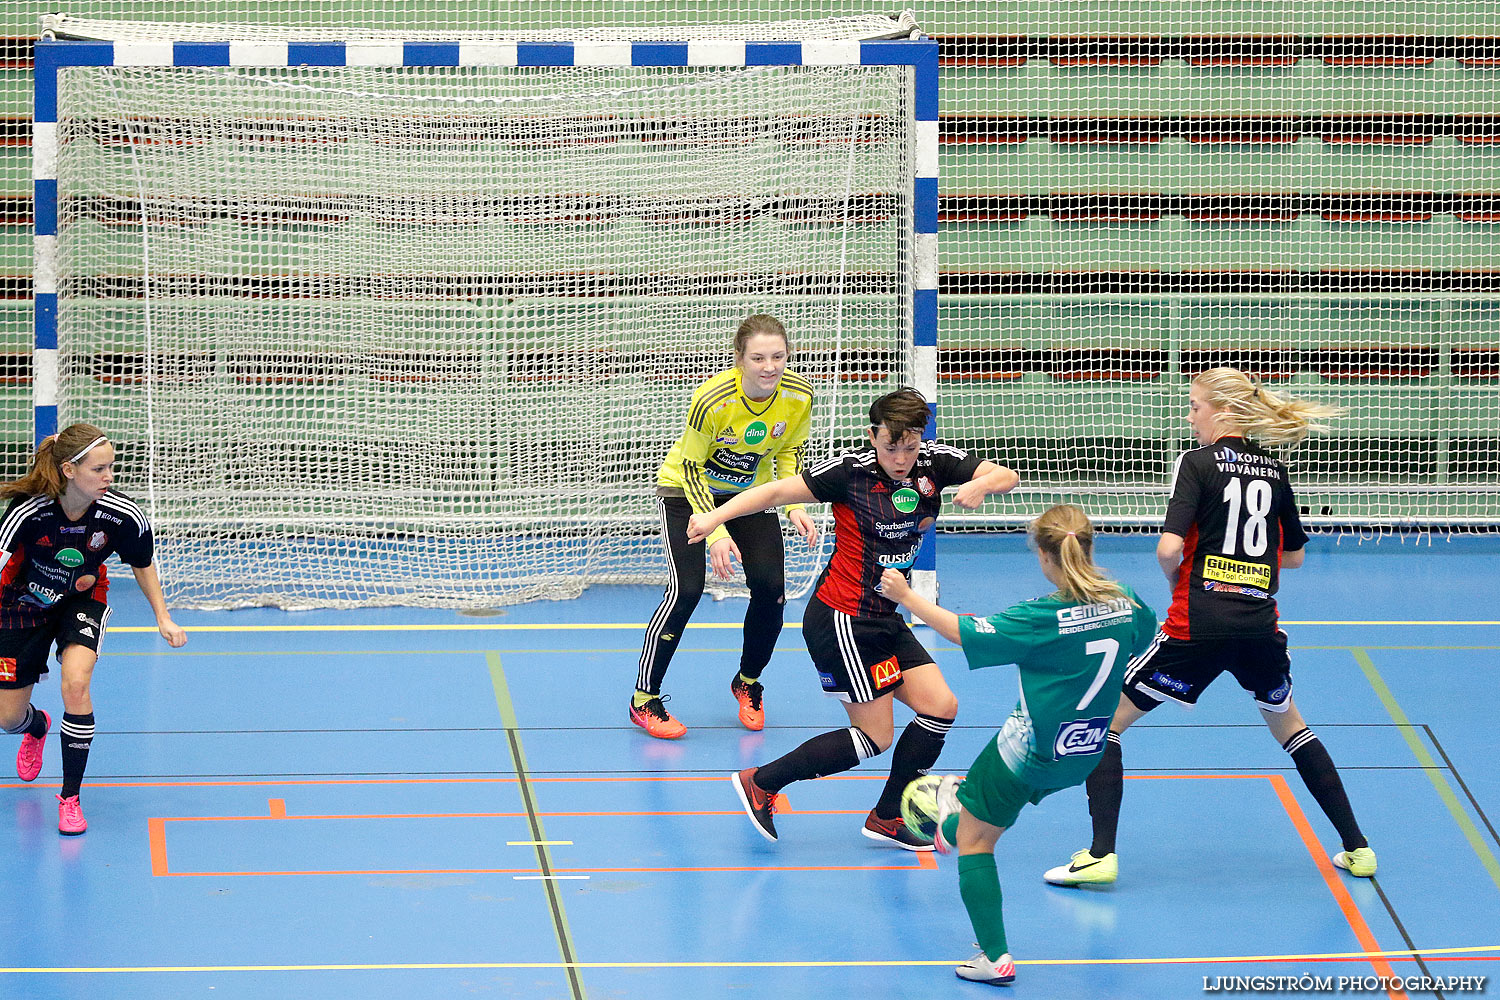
left=730, top=675, right=765, bottom=731
left=629, top=694, right=686, bottom=739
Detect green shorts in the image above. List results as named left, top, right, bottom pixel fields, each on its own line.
left=955, top=736, right=1060, bottom=830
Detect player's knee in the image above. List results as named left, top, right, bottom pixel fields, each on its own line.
left=742, top=569, right=784, bottom=602
left=912, top=686, right=958, bottom=721
left=59, top=678, right=91, bottom=708
left=863, top=721, right=895, bottom=752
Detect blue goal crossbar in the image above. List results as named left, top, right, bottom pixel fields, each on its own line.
left=31, top=35, right=940, bottom=579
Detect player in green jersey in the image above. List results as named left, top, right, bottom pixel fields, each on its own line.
left=879, top=504, right=1156, bottom=988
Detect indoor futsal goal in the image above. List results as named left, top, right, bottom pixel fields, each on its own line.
left=33, top=14, right=937, bottom=608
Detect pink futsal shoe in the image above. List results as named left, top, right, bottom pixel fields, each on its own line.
left=57, top=794, right=86, bottom=836
left=16, top=709, right=50, bottom=782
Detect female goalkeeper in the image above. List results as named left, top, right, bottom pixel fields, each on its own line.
left=1043, top=366, right=1376, bottom=889
left=630, top=315, right=819, bottom=739
left=880, top=504, right=1156, bottom=987
left=0, top=423, right=187, bottom=835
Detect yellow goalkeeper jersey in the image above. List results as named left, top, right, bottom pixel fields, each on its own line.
left=657, top=367, right=815, bottom=546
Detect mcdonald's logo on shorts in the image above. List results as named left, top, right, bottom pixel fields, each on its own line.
left=869, top=655, right=900, bottom=689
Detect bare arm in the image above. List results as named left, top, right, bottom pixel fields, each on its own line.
left=877, top=569, right=963, bottom=644
left=1157, top=532, right=1185, bottom=589
left=1281, top=547, right=1305, bottom=570
left=686, top=475, right=817, bottom=545
left=949, top=460, right=1021, bottom=510
left=131, top=563, right=187, bottom=647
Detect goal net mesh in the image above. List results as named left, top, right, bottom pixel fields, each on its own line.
left=50, top=55, right=916, bottom=607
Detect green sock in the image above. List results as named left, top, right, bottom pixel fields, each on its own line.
left=941, top=813, right=960, bottom=847
left=737, top=672, right=759, bottom=687
left=957, top=853, right=1008, bottom=960
left=632, top=690, right=656, bottom=708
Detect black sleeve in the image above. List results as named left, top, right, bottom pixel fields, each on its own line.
left=113, top=518, right=155, bottom=568
left=1278, top=479, right=1309, bottom=552
left=929, top=443, right=983, bottom=490
left=1162, top=451, right=1203, bottom=537
left=802, top=455, right=853, bottom=504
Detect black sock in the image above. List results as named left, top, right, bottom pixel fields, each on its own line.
left=755, top=727, right=879, bottom=794
left=873, top=714, right=954, bottom=819
left=1088, top=732, right=1124, bottom=857
left=2, top=704, right=44, bottom=738
left=59, top=712, right=95, bottom=799
left=1284, top=728, right=1367, bottom=852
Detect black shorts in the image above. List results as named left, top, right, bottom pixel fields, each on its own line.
left=1123, top=629, right=1292, bottom=713
left=802, top=597, right=935, bottom=704
left=0, top=599, right=110, bottom=689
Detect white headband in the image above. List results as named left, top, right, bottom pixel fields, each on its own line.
left=67, top=436, right=108, bottom=464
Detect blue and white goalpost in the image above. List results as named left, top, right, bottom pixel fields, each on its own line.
left=32, top=18, right=939, bottom=609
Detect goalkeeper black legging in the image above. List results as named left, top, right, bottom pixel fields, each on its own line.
left=635, top=494, right=786, bottom=696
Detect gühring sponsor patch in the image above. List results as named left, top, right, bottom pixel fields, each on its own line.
left=1203, top=554, right=1271, bottom=590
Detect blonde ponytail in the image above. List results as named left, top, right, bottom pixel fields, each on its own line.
left=1028, top=504, right=1129, bottom=607
left=1192, top=367, right=1343, bottom=450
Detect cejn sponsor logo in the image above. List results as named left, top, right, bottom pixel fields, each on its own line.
left=1054, top=717, right=1109, bottom=757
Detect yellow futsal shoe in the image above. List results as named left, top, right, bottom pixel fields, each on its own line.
left=1333, top=846, right=1377, bottom=877
left=1043, top=849, right=1118, bottom=887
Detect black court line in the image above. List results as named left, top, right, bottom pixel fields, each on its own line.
left=1423, top=724, right=1500, bottom=852
left=1371, top=876, right=1444, bottom=999
left=505, top=726, right=585, bottom=1000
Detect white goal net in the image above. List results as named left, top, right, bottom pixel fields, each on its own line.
left=41, top=25, right=925, bottom=608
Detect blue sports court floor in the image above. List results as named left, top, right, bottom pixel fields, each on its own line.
left=2, top=534, right=1497, bottom=999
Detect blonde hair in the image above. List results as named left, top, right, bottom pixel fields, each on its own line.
left=0, top=423, right=110, bottom=501
left=1192, top=367, right=1343, bottom=450
left=1028, top=504, right=1129, bottom=607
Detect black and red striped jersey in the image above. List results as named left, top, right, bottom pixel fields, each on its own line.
left=0, top=490, right=154, bottom=628
left=802, top=442, right=981, bottom=618
left=1161, top=436, right=1308, bottom=640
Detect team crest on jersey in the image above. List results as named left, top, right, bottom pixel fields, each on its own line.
left=770, top=421, right=786, bottom=438
left=916, top=476, right=935, bottom=496
left=88, top=531, right=108, bottom=551
left=1054, top=717, right=1110, bottom=757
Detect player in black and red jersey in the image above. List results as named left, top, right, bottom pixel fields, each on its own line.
left=1043, top=367, right=1377, bottom=887
left=0, top=423, right=187, bottom=835
left=687, top=388, right=1019, bottom=849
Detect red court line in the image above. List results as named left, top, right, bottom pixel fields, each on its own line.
left=124, top=770, right=1408, bottom=989
left=1266, top=773, right=1406, bottom=999
left=145, top=789, right=939, bottom=878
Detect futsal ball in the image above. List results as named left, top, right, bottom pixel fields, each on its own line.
left=900, top=774, right=946, bottom=844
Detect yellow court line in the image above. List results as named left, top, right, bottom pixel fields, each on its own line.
left=105, top=620, right=1500, bottom=634
left=1, top=944, right=1495, bottom=975
left=1352, top=648, right=1500, bottom=892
